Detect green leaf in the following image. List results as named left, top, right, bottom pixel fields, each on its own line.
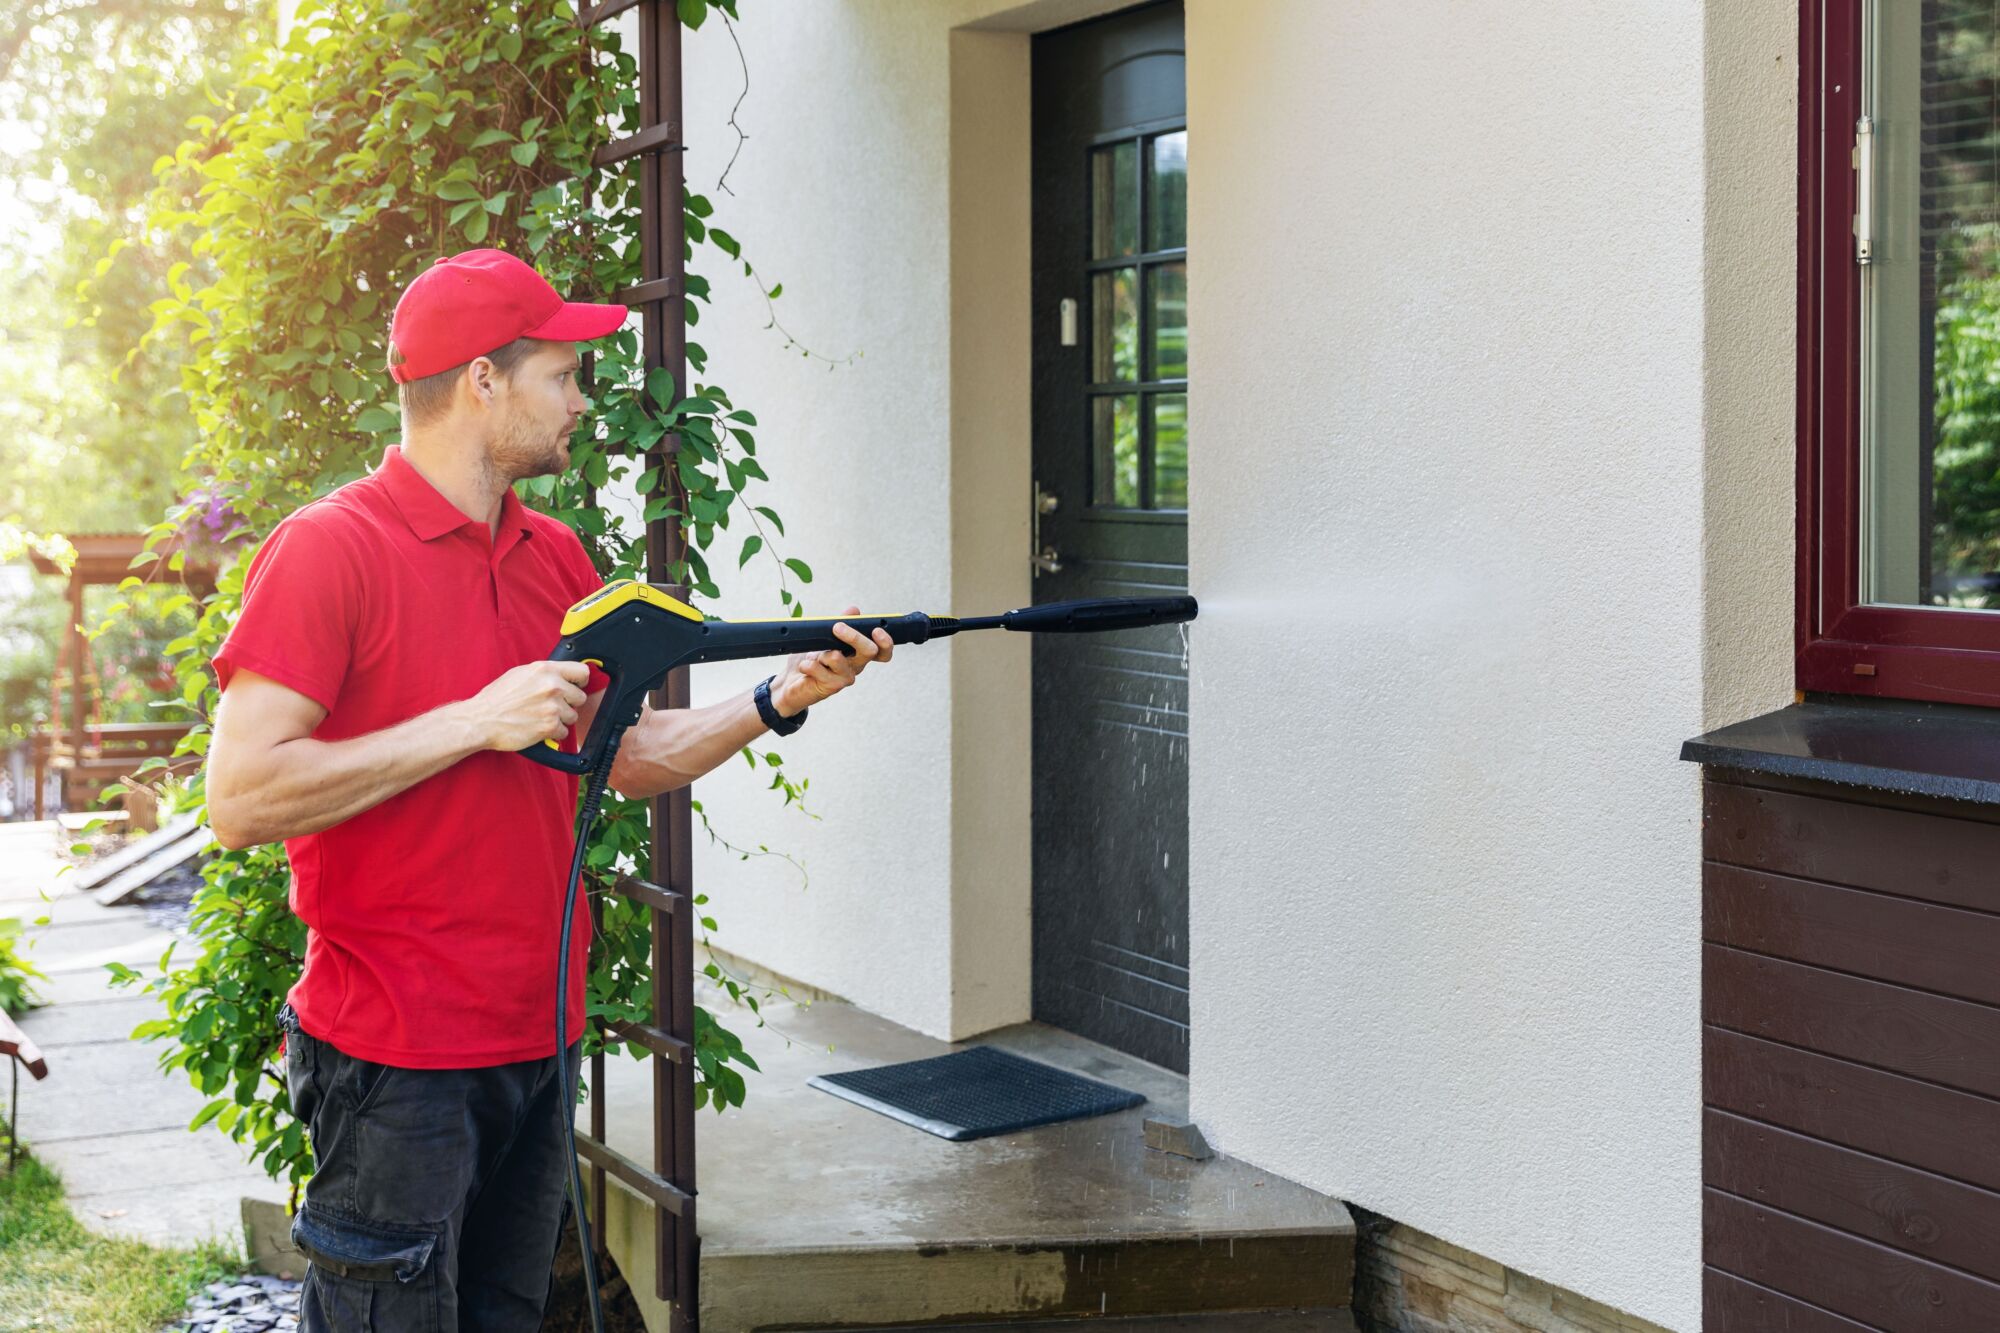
left=755, top=506, right=786, bottom=537
left=738, top=534, right=762, bottom=567
left=709, top=227, right=740, bottom=260
left=647, top=366, right=679, bottom=410
left=509, top=141, right=540, bottom=168
left=678, top=0, right=709, bottom=28
left=783, top=558, right=813, bottom=583
left=436, top=178, right=481, bottom=202
left=356, top=405, right=400, bottom=433
left=498, top=30, right=524, bottom=62
left=468, top=127, right=514, bottom=148
left=464, top=209, right=490, bottom=243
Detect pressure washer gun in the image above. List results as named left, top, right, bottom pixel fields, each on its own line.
left=516, top=579, right=1200, bottom=777
left=522, top=577, right=1197, bottom=1333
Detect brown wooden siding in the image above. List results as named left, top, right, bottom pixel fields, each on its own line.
left=1703, top=775, right=2000, bottom=1330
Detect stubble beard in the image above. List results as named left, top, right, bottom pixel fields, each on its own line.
left=489, top=404, right=570, bottom=483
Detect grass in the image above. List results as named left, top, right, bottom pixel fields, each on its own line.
left=0, top=1136, right=240, bottom=1332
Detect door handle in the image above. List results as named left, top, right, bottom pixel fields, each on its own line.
left=1033, top=481, right=1062, bottom=577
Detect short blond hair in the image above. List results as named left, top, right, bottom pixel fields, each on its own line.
left=387, top=335, right=543, bottom=428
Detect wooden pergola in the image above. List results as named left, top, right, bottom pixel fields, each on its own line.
left=25, top=532, right=218, bottom=819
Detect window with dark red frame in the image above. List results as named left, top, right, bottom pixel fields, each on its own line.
left=1801, top=0, right=2000, bottom=705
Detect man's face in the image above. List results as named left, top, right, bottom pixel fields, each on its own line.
left=488, top=341, right=588, bottom=481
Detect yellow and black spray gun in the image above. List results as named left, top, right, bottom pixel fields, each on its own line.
left=517, top=578, right=1199, bottom=777
left=519, top=578, right=1199, bottom=1331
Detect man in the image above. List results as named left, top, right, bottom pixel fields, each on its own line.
left=204, top=248, right=893, bottom=1330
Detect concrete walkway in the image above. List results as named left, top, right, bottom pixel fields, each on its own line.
left=0, top=818, right=281, bottom=1251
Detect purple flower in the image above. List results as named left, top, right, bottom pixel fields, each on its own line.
left=181, top=486, right=242, bottom=544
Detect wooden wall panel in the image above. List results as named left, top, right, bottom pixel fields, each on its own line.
left=1705, top=863, right=2000, bottom=1008
left=1703, top=781, right=2000, bottom=913
left=1706, top=945, right=2000, bottom=1099
left=1706, top=1191, right=2000, bottom=1327
left=1705, top=1269, right=1883, bottom=1332
left=1706, top=1110, right=2000, bottom=1283
left=1703, top=775, right=2000, bottom=1331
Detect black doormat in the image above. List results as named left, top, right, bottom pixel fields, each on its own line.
left=808, top=1045, right=1146, bottom=1141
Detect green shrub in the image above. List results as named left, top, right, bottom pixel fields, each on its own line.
left=0, top=918, right=44, bottom=1014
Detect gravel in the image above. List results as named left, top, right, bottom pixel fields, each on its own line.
left=126, top=856, right=204, bottom=933
left=164, top=1275, right=301, bottom=1333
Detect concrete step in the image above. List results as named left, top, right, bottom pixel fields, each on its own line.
left=595, top=996, right=1354, bottom=1333
left=826, top=1314, right=1357, bottom=1332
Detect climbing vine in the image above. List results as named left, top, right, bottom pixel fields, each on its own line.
left=92, top=0, right=821, bottom=1190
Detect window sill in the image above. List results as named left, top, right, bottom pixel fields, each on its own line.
left=1680, top=695, right=2000, bottom=807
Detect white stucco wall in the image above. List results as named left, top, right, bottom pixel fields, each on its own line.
left=1184, top=4, right=1794, bottom=1331
left=660, top=4, right=959, bottom=1036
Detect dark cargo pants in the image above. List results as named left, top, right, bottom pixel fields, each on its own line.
left=281, top=1004, right=581, bottom=1331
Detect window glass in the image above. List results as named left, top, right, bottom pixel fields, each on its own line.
left=1092, top=395, right=1140, bottom=508
left=1091, top=141, right=1138, bottom=259
left=1862, top=1, right=2000, bottom=608
left=1147, top=130, right=1187, bottom=251
left=1148, top=263, right=1187, bottom=380
left=1093, top=268, right=1139, bottom=383
left=1153, top=393, right=1187, bottom=509
left=1085, top=130, right=1188, bottom=511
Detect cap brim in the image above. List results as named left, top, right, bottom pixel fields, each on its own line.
left=521, top=301, right=629, bottom=342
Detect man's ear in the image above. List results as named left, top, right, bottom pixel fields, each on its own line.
left=463, top=356, right=499, bottom=410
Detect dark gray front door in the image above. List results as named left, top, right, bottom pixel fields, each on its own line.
left=1030, top=1, right=1189, bottom=1072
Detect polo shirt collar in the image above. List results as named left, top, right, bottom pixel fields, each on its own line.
left=378, top=444, right=534, bottom=546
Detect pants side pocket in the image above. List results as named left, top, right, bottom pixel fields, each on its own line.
left=292, top=1201, right=442, bottom=1332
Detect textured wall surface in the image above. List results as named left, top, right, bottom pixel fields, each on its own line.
left=658, top=2, right=957, bottom=1036
left=1181, top=4, right=1790, bottom=1329
left=1703, top=1, right=1798, bottom=730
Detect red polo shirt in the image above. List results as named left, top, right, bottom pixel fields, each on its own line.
left=211, top=444, right=610, bottom=1068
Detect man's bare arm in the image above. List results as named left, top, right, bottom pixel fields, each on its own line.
left=606, top=689, right=781, bottom=801
left=607, top=611, right=895, bottom=801
left=206, top=660, right=592, bottom=849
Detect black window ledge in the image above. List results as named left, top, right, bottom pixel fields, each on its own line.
left=1681, top=695, right=2000, bottom=807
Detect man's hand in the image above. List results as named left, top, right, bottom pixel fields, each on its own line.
left=468, top=660, right=593, bottom=750
left=770, top=604, right=895, bottom=718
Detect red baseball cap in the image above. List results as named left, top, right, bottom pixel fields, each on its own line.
left=388, top=248, right=628, bottom=384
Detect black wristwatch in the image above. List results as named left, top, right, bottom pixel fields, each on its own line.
left=754, top=674, right=806, bottom=735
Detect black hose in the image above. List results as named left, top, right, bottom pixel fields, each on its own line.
left=556, top=731, right=621, bottom=1333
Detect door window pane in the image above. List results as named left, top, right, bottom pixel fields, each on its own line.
left=1091, top=141, right=1138, bottom=259
left=1148, top=263, right=1187, bottom=380
left=1862, top=2, right=2000, bottom=607
left=1093, top=268, right=1138, bottom=383
left=1092, top=395, right=1140, bottom=507
left=1147, top=131, right=1187, bottom=252
left=1153, top=392, right=1187, bottom=509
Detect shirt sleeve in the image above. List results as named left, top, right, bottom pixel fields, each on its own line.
left=559, top=529, right=612, bottom=697
left=209, top=514, right=361, bottom=714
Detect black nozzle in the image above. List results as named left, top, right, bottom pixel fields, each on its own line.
left=997, top=595, right=1197, bottom=634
